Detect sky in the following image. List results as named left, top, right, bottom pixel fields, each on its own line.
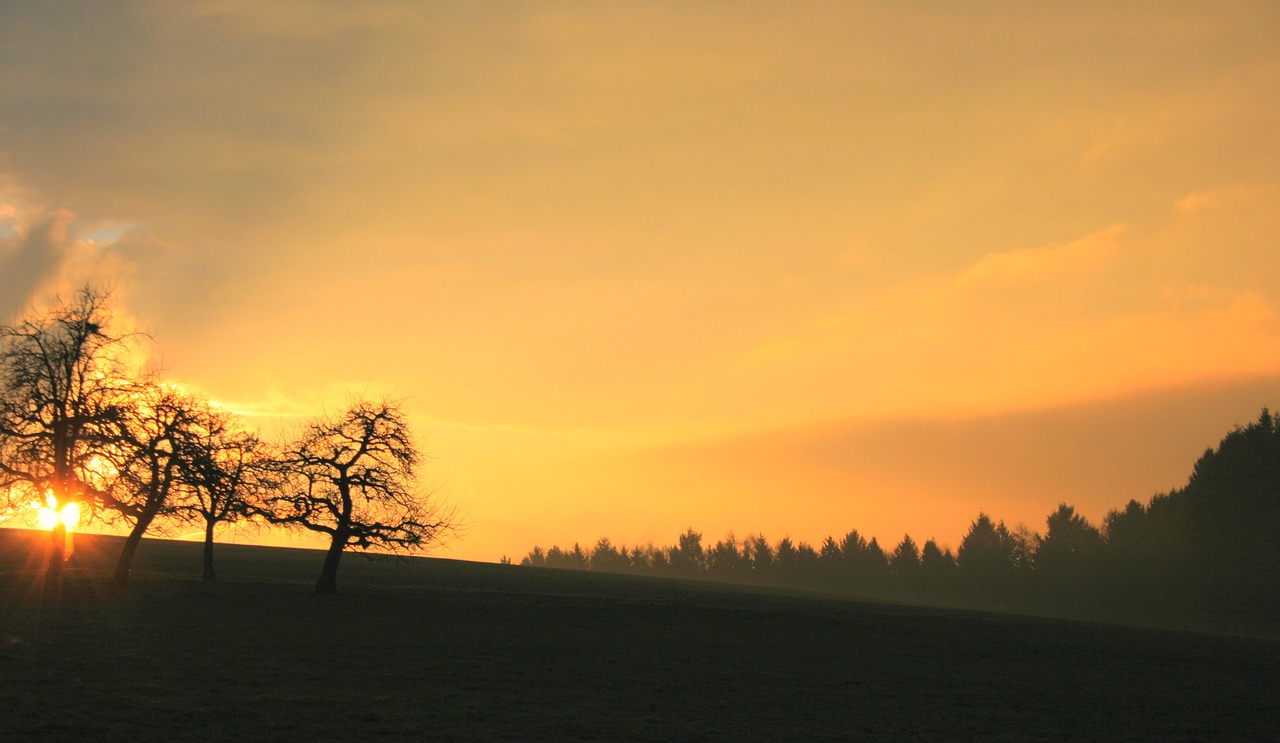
left=2, top=1, right=1279, bottom=561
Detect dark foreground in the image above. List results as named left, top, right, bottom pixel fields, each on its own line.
left=2, top=531, right=1278, bottom=741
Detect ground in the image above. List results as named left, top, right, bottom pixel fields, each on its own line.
left=1, top=530, right=1277, bottom=741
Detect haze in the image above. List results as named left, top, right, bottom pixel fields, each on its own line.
left=2, top=2, right=1278, bottom=560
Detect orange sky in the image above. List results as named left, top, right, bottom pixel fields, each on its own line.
left=2, top=2, right=1279, bottom=560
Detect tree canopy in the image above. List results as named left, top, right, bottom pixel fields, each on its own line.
left=261, top=398, right=454, bottom=593
left=0, top=287, right=457, bottom=592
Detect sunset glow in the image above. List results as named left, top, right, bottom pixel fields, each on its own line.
left=36, top=495, right=80, bottom=532
left=2, top=4, right=1279, bottom=560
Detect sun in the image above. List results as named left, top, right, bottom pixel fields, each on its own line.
left=35, top=493, right=81, bottom=531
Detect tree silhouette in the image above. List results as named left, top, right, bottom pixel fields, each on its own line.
left=1102, top=498, right=1173, bottom=604
left=640, top=545, right=670, bottom=573
left=1008, top=524, right=1039, bottom=572
left=1037, top=505, right=1100, bottom=573
left=775, top=536, right=798, bottom=573
left=627, top=544, right=653, bottom=572
left=920, top=538, right=956, bottom=587
left=956, top=512, right=1020, bottom=603
left=818, top=535, right=841, bottom=563
left=839, top=529, right=868, bottom=560
left=520, top=545, right=547, bottom=567
left=707, top=533, right=744, bottom=579
left=816, top=535, right=843, bottom=586
left=570, top=542, right=589, bottom=568
left=263, top=398, right=454, bottom=594
left=0, top=287, right=138, bottom=580
left=746, top=534, right=774, bottom=579
left=590, top=537, right=628, bottom=572
left=1176, top=409, right=1280, bottom=614
left=98, top=381, right=204, bottom=586
left=177, top=401, right=272, bottom=582
left=669, top=528, right=705, bottom=575
left=957, top=513, right=1013, bottom=573
left=831, top=529, right=874, bottom=590
left=891, top=534, right=922, bottom=580
left=862, top=537, right=890, bottom=591
left=794, top=540, right=820, bottom=576
left=1103, top=499, right=1150, bottom=557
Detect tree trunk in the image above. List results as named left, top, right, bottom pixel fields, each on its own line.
left=315, top=532, right=349, bottom=594
left=114, top=514, right=156, bottom=587
left=44, top=523, right=66, bottom=587
left=202, top=519, right=217, bottom=582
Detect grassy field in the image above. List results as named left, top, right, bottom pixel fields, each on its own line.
left=2, top=529, right=1278, bottom=741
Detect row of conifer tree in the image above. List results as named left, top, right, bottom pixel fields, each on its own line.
left=520, top=409, right=1280, bottom=634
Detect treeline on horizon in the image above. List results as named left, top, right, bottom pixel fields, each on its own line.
left=519, top=409, right=1280, bottom=633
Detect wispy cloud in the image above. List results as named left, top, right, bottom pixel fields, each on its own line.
left=1175, top=183, right=1272, bottom=213
left=958, top=225, right=1126, bottom=289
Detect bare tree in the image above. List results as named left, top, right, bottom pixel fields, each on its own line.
left=263, top=398, right=453, bottom=594
left=0, top=287, right=138, bottom=579
left=98, top=381, right=203, bottom=587
left=177, top=401, right=272, bottom=582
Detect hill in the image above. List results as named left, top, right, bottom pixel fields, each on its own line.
left=2, top=529, right=1278, bottom=741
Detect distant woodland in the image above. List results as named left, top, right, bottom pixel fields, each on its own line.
left=520, top=409, right=1280, bottom=634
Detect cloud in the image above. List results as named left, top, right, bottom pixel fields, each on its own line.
left=723, top=207, right=1280, bottom=434
left=0, top=209, right=76, bottom=318
left=0, top=205, right=132, bottom=321
left=1175, top=183, right=1272, bottom=213
left=958, top=224, right=1126, bottom=289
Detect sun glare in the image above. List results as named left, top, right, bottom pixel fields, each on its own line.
left=35, top=494, right=80, bottom=531
left=84, top=454, right=118, bottom=481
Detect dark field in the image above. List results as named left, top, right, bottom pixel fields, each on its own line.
left=2, top=530, right=1278, bottom=741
